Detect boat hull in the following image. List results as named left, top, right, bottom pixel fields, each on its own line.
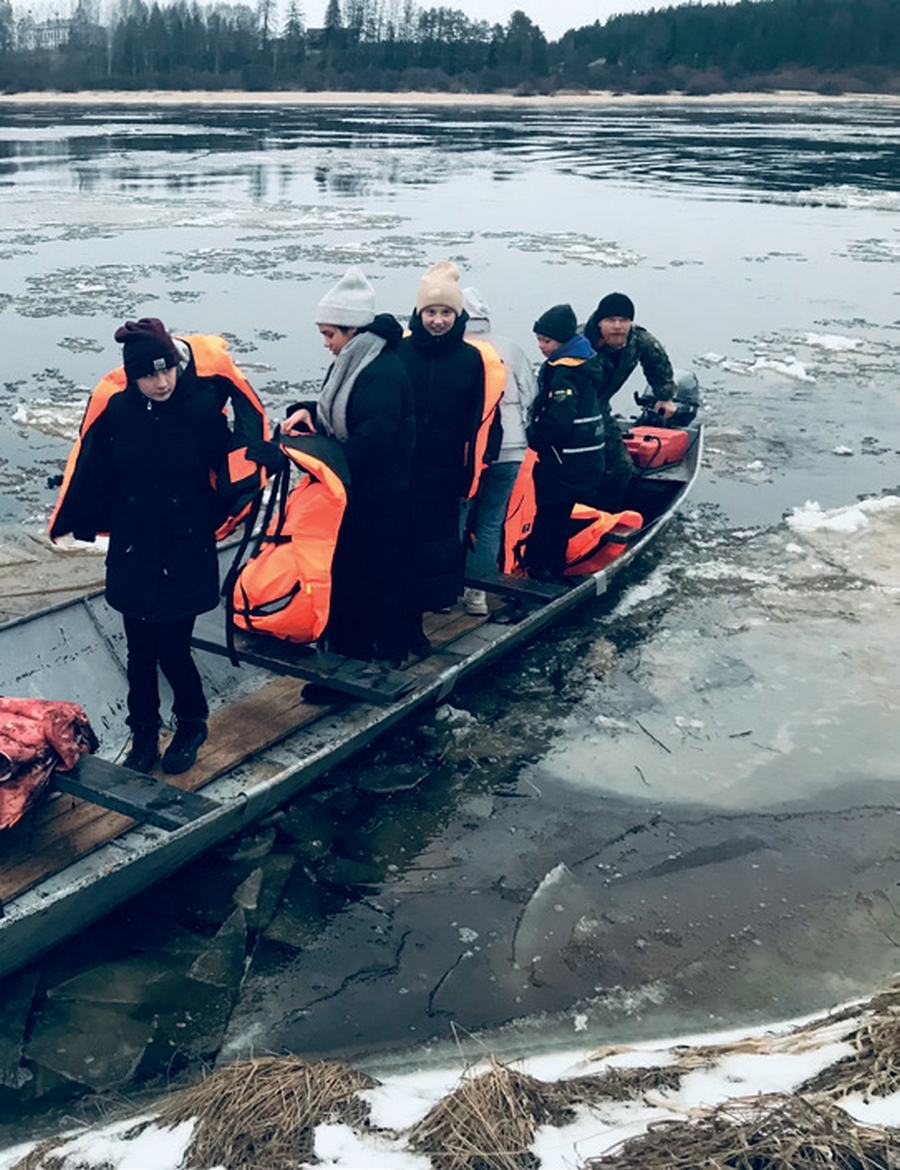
left=0, top=426, right=702, bottom=980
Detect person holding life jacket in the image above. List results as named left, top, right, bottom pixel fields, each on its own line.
left=397, top=261, right=485, bottom=656
left=461, top=287, right=537, bottom=616
left=281, top=268, right=415, bottom=688
left=583, top=292, right=676, bottom=511
left=50, top=318, right=266, bottom=775
left=525, top=303, right=606, bottom=582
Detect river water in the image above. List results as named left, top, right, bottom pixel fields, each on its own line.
left=1, top=97, right=900, bottom=1140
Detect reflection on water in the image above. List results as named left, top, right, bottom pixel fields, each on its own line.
left=2, top=100, right=900, bottom=199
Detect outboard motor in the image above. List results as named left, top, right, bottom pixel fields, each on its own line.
left=634, top=368, right=700, bottom=428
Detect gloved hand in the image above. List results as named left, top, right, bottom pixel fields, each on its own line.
left=245, top=439, right=288, bottom=475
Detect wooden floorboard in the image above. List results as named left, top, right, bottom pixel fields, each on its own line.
left=0, top=797, right=127, bottom=881
left=0, top=806, right=135, bottom=902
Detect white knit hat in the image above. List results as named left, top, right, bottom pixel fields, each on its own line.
left=461, top=286, right=490, bottom=323
left=315, top=267, right=376, bottom=327
left=416, top=260, right=464, bottom=314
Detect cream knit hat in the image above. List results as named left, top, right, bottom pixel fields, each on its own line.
left=416, top=260, right=464, bottom=314
left=315, top=267, right=376, bottom=327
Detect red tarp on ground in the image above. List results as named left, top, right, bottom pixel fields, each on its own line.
left=0, top=697, right=98, bottom=831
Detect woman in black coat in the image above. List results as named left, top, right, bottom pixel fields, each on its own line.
left=52, top=318, right=233, bottom=775
left=283, top=268, right=415, bottom=677
left=397, top=261, right=484, bottom=655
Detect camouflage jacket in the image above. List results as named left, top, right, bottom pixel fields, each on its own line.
left=584, top=322, right=676, bottom=407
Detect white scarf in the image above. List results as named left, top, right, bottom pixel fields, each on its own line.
left=316, top=331, right=385, bottom=440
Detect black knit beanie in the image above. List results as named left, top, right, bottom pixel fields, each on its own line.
left=594, top=292, right=635, bottom=321
left=115, top=318, right=180, bottom=381
left=533, top=303, right=578, bottom=343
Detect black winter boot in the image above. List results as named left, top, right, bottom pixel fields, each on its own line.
left=123, top=723, right=160, bottom=774
left=161, top=718, right=208, bottom=775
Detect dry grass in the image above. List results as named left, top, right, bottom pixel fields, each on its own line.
left=800, top=996, right=900, bottom=1101
left=8, top=1137, right=70, bottom=1170
left=581, top=1092, right=900, bottom=1169
left=408, top=1059, right=551, bottom=1170
left=157, top=1055, right=377, bottom=1170
left=407, top=1059, right=683, bottom=1170
left=15, top=982, right=900, bottom=1170
left=560, top=1065, right=683, bottom=1105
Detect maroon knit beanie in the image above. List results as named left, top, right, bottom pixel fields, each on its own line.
left=114, top=318, right=180, bottom=382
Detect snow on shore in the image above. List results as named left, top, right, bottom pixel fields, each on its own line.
left=3, top=987, right=898, bottom=1170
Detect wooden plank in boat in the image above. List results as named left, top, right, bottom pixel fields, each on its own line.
left=0, top=802, right=135, bottom=903
left=55, top=756, right=221, bottom=831
left=463, top=569, right=570, bottom=602
left=423, top=607, right=488, bottom=641
left=193, top=630, right=413, bottom=704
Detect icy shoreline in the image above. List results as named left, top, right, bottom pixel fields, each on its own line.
left=3, top=980, right=899, bottom=1169
left=2, top=88, right=899, bottom=107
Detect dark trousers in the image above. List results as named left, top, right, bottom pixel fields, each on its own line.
left=525, top=496, right=573, bottom=577
left=525, top=457, right=633, bottom=577
left=326, top=491, right=409, bottom=663
left=123, top=614, right=207, bottom=729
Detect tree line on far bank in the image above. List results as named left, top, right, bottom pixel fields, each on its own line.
left=1, top=0, right=898, bottom=95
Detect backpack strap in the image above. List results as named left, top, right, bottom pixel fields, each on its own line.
left=223, top=426, right=286, bottom=666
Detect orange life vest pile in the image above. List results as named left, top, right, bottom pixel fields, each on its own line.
left=230, top=435, right=350, bottom=645
left=501, top=449, right=644, bottom=577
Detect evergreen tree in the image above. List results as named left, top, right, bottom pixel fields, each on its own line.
left=282, top=0, right=305, bottom=65
left=0, top=0, right=15, bottom=51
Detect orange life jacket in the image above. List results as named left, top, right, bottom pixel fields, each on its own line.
left=230, top=435, right=349, bottom=645
left=48, top=334, right=270, bottom=543
left=562, top=504, right=643, bottom=576
left=464, top=337, right=507, bottom=500
left=500, top=450, right=643, bottom=577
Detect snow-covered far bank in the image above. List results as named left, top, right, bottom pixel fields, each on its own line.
left=2, top=89, right=900, bottom=107
left=3, top=979, right=899, bottom=1170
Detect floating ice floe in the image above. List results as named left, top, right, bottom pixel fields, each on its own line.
left=613, top=566, right=671, bottom=615
left=751, top=357, right=815, bottom=383
left=803, top=332, right=862, bottom=352
left=787, top=496, right=900, bottom=534
left=12, top=401, right=85, bottom=440
left=832, top=445, right=854, bottom=456
left=434, top=703, right=476, bottom=726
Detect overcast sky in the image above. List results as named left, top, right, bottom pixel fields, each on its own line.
left=303, top=0, right=699, bottom=43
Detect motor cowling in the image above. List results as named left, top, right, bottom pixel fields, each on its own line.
left=634, top=368, right=700, bottom=428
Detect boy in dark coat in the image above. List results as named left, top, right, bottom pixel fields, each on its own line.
left=52, top=318, right=234, bottom=774
left=525, top=304, right=606, bottom=581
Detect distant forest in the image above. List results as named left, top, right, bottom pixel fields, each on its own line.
left=1, top=0, right=898, bottom=95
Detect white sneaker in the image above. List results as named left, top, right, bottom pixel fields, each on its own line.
left=463, top=587, right=489, bottom=616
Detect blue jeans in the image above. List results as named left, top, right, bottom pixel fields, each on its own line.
left=463, top=460, right=522, bottom=579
